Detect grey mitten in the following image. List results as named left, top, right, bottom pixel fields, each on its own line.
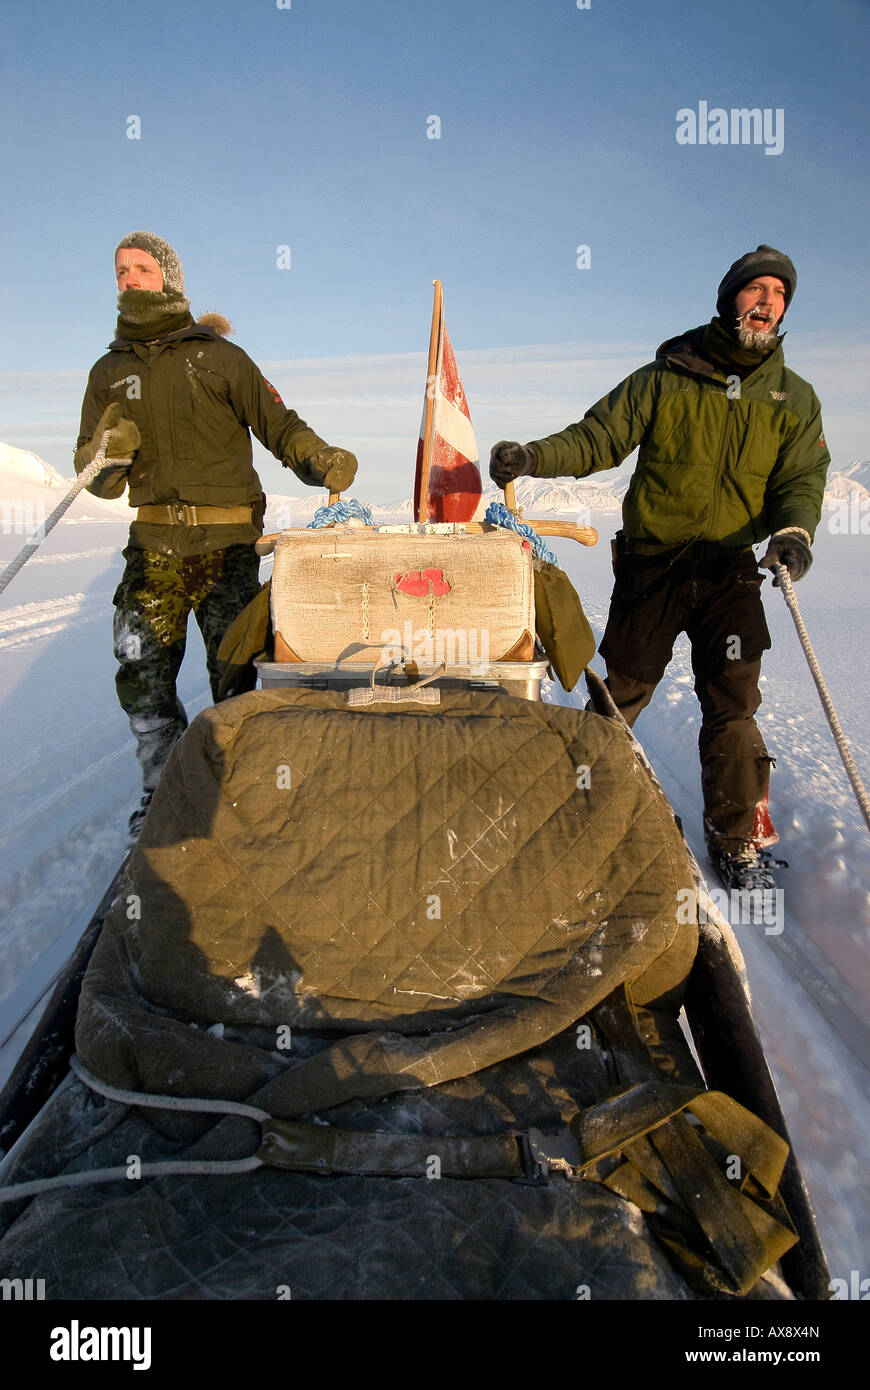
left=760, top=528, right=813, bottom=584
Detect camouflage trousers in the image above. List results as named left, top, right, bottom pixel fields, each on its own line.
left=113, top=544, right=262, bottom=790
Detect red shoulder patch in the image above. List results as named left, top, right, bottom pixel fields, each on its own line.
left=264, top=378, right=284, bottom=406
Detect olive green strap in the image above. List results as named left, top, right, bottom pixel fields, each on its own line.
left=259, top=1117, right=534, bottom=1180
left=569, top=1080, right=797, bottom=1295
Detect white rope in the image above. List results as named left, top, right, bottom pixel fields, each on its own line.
left=68, top=1054, right=271, bottom=1120
left=0, top=432, right=132, bottom=597
left=773, top=561, right=870, bottom=835
left=0, top=1055, right=268, bottom=1204
left=0, top=1156, right=264, bottom=1203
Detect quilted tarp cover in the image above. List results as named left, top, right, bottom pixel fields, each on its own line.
left=0, top=689, right=720, bottom=1299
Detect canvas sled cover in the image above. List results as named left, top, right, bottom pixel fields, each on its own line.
left=0, top=689, right=796, bottom=1299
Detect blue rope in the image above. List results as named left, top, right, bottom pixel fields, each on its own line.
left=308, top=499, right=376, bottom=529
left=484, top=501, right=559, bottom=566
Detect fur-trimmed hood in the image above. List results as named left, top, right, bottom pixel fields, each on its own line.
left=196, top=313, right=232, bottom=338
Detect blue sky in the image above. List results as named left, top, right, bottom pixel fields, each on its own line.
left=1, top=0, right=868, bottom=494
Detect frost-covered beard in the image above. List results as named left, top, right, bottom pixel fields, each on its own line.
left=735, top=307, right=780, bottom=350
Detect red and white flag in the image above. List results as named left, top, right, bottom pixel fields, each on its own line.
left=414, top=281, right=484, bottom=523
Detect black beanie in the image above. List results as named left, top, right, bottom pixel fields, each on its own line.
left=716, top=245, right=797, bottom=318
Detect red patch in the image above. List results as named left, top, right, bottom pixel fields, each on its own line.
left=751, top=789, right=779, bottom=849
left=395, top=569, right=451, bottom=597
left=264, top=378, right=284, bottom=406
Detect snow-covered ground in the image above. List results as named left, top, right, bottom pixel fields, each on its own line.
left=0, top=447, right=867, bottom=1287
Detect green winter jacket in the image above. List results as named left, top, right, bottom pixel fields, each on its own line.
left=530, top=324, right=831, bottom=548
left=75, top=321, right=327, bottom=553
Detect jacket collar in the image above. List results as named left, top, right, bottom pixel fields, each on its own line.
left=108, top=322, right=220, bottom=352
left=656, top=321, right=785, bottom=384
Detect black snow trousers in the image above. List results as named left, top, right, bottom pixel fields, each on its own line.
left=599, top=537, right=773, bottom=852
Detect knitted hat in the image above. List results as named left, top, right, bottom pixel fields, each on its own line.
left=116, top=231, right=185, bottom=295
left=716, top=244, right=796, bottom=318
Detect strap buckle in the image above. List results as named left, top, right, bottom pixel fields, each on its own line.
left=171, top=503, right=197, bottom=525
left=517, top=1127, right=583, bottom=1184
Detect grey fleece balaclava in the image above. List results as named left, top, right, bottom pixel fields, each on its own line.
left=115, top=230, right=191, bottom=326
left=716, top=244, right=797, bottom=321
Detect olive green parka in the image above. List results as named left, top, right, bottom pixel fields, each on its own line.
left=530, top=324, right=831, bottom=548
left=74, top=321, right=327, bottom=553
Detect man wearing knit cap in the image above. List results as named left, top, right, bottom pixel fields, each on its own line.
left=490, top=246, right=831, bottom=892
left=76, top=231, right=358, bottom=838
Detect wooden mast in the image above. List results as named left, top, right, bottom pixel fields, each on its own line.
left=417, top=279, right=443, bottom=523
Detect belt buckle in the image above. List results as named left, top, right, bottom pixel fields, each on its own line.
left=172, top=503, right=196, bottom=525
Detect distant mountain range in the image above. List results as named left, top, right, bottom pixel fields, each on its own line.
left=3, top=441, right=867, bottom=527
left=264, top=476, right=628, bottom=522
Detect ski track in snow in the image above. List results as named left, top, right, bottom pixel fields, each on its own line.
left=0, top=510, right=867, bottom=1287
left=27, top=547, right=119, bottom=566
left=0, top=590, right=114, bottom=650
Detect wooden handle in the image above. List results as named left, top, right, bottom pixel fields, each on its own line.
left=464, top=519, right=598, bottom=546
left=526, top=520, right=598, bottom=545
left=329, top=491, right=341, bottom=506
left=504, top=481, right=518, bottom=515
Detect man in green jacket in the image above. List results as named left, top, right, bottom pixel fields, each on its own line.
left=76, top=230, right=358, bottom=836
left=490, top=246, right=830, bottom=891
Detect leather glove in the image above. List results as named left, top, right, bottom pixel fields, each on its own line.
left=489, top=440, right=537, bottom=489
left=760, top=528, right=813, bottom=584
left=296, top=446, right=358, bottom=492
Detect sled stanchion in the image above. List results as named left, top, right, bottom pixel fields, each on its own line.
left=0, top=431, right=131, bottom=597
left=773, top=561, right=870, bottom=836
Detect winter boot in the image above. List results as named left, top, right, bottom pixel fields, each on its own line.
left=129, top=698, right=188, bottom=793
left=708, top=841, right=778, bottom=892
left=127, top=699, right=187, bottom=842
left=127, top=792, right=153, bottom=845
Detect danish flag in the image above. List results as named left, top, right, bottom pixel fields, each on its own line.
left=414, top=281, right=484, bottom=523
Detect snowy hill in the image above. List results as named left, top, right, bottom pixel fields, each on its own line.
left=0, top=442, right=70, bottom=491
left=829, top=458, right=870, bottom=489
left=825, top=460, right=870, bottom=503
left=0, top=440, right=136, bottom=525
